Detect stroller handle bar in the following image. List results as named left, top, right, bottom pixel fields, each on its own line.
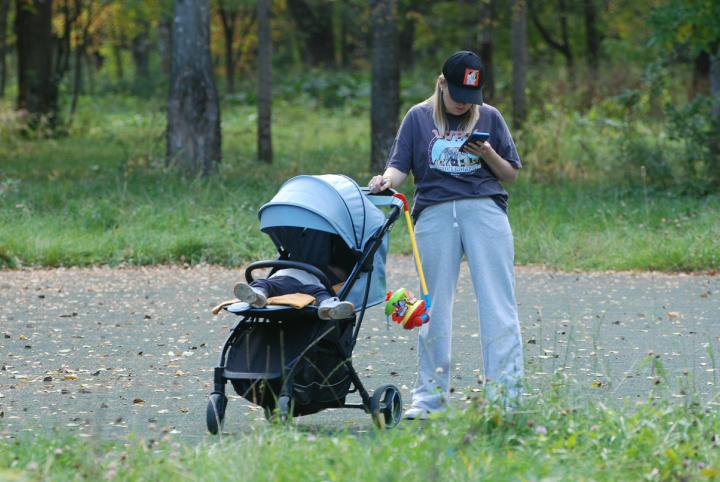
left=245, top=259, right=335, bottom=294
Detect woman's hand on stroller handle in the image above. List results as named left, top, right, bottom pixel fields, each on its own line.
left=368, top=168, right=407, bottom=194
left=368, top=175, right=392, bottom=193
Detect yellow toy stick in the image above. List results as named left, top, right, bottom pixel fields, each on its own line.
left=393, top=193, right=431, bottom=308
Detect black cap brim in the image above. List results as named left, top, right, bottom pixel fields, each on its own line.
left=446, top=82, right=483, bottom=105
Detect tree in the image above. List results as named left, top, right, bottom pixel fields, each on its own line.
left=286, top=0, right=335, bottom=66
left=583, top=0, right=601, bottom=103
left=398, top=0, right=428, bottom=70
left=0, top=0, right=10, bottom=99
left=166, top=0, right=221, bottom=176
left=131, top=19, right=150, bottom=84
left=15, top=0, right=58, bottom=127
left=370, top=0, right=399, bottom=173
left=257, top=0, right=271, bottom=163
left=529, top=0, right=573, bottom=73
left=478, top=0, right=495, bottom=103
left=511, top=0, right=527, bottom=129
left=650, top=0, right=720, bottom=186
left=217, top=0, right=255, bottom=94
left=68, top=0, right=108, bottom=125
left=584, top=0, right=600, bottom=75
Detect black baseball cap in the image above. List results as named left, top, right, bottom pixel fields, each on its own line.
left=442, top=51, right=484, bottom=105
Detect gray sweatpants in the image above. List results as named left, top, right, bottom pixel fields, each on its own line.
left=412, top=198, right=524, bottom=411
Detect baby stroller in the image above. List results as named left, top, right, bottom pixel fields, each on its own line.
left=207, top=174, right=405, bottom=433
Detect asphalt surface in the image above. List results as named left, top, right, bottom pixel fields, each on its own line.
left=1, top=256, right=719, bottom=443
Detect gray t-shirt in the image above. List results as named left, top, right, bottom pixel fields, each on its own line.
left=386, top=101, right=522, bottom=219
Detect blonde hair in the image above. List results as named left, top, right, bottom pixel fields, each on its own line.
left=424, top=74, right=479, bottom=138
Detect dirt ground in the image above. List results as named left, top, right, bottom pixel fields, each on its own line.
left=1, top=256, right=719, bottom=443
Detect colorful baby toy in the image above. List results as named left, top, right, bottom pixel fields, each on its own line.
left=385, top=288, right=429, bottom=329
left=382, top=193, right=432, bottom=330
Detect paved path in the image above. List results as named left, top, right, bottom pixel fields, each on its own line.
left=1, top=257, right=719, bottom=443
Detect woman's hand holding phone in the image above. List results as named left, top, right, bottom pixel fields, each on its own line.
left=460, top=130, right=490, bottom=153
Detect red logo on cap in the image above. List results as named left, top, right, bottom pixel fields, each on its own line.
left=463, top=68, right=480, bottom=87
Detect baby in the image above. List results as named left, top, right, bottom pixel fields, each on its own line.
left=233, top=266, right=354, bottom=320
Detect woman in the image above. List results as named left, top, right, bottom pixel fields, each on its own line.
left=369, top=51, right=524, bottom=419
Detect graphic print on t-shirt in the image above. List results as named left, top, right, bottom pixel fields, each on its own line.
left=428, top=129, right=483, bottom=175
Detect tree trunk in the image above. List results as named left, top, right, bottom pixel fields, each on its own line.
left=112, top=27, right=125, bottom=83
left=370, top=0, right=399, bottom=173
left=339, top=1, right=351, bottom=68
left=709, top=44, right=720, bottom=186
left=69, top=39, right=83, bottom=123
left=511, top=0, right=527, bottom=129
left=15, top=0, right=58, bottom=127
left=692, top=51, right=710, bottom=98
left=68, top=0, right=88, bottom=124
left=558, top=0, right=572, bottom=70
left=710, top=46, right=719, bottom=119
left=257, top=0, right=272, bottom=163
left=584, top=0, right=599, bottom=74
left=0, top=0, right=9, bottom=99
left=158, top=16, right=172, bottom=77
left=167, top=0, right=221, bottom=176
left=286, top=0, right=335, bottom=66
left=398, top=1, right=416, bottom=69
left=219, top=7, right=237, bottom=94
left=478, top=0, right=495, bottom=103
left=131, top=22, right=150, bottom=85
left=584, top=0, right=600, bottom=104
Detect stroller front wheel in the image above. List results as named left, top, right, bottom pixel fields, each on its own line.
left=370, top=384, right=402, bottom=429
left=206, top=393, right=228, bottom=434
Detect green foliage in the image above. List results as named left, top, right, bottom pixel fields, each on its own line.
left=271, top=69, right=371, bottom=111
left=649, top=0, right=720, bottom=55
left=664, top=95, right=720, bottom=191
left=3, top=391, right=720, bottom=481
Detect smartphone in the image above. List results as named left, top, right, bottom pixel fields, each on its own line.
left=460, top=131, right=490, bottom=152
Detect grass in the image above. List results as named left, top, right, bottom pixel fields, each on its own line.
left=2, top=389, right=720, bottom=481
left=1, top=94, right=719, bottom=271
left=511, top=182, right=720, bottom=271
left=1, top=95, right=718, bottom=271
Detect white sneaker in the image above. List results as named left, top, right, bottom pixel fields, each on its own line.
left=403, top=407, right=431, bottom=420
left=317, top=298, right=355, bottom=320
left=233, top=283, right=267, bottom=308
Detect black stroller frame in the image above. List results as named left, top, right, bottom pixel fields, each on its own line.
left=207, top=189, right=403, bottom=433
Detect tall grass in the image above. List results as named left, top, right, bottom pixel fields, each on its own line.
left=2, top=389, right=720, bottom=481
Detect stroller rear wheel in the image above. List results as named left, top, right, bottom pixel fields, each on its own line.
left=264, top=395, right=292, bottom=424
left=370, top=384, right=402, bottom=429
left=278, top=395, right=291, bottom=423
left=206, top=393, right=228, bottom=434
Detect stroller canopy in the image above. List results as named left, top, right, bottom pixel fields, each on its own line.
left=258, top=174, right=389, bottom=309
left=259, top=174, right=385, bottom=251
